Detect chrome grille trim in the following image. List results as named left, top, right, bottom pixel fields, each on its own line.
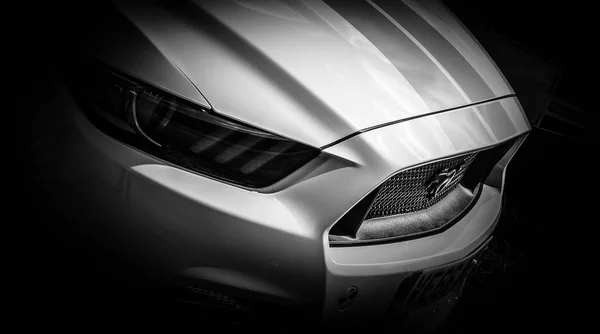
left=365, top=152, right=478, bottom=220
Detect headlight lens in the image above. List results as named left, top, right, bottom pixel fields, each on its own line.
left=71, top=62, right=320, bottom=188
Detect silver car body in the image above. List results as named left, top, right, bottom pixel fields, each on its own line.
left=51, top=0, right=530, bottom=324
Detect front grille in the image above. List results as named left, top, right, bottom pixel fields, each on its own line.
left=365, top=153, right=478, bottom=220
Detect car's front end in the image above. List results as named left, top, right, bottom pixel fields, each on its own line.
left=36, top=0, right=531, bottom=330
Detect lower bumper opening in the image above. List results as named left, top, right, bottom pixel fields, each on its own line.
left=384, top=236, right=493, bottom=319
left=165, top=282, right=322, bottom=330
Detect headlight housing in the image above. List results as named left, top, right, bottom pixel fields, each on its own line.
left=69, top=61, right=320, bottom=188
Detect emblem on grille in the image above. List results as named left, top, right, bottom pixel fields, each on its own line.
left=424, top=161, right=468, bottom=200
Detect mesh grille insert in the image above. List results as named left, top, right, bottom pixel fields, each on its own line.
left=365, top=153, right=478, bottom=220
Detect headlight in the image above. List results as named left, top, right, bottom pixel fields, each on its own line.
left=69, top=61, right=321, bottom=188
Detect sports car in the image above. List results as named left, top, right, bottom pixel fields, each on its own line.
left=40, top=0, right=530, bottom=330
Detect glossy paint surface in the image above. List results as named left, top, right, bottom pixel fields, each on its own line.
left=61, top=84, right=528, bottom=305
left=100, top=0, right=515, bottom=147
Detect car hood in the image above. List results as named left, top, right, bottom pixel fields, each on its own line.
left=93, top=0, right=514, bottom=148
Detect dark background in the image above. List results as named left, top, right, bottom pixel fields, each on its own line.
left=439, top=1, right=595, bottom=332
left=16, top=0, right=596, bottom=332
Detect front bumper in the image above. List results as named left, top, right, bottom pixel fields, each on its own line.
left=34, top=80, right=529, bottom=325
